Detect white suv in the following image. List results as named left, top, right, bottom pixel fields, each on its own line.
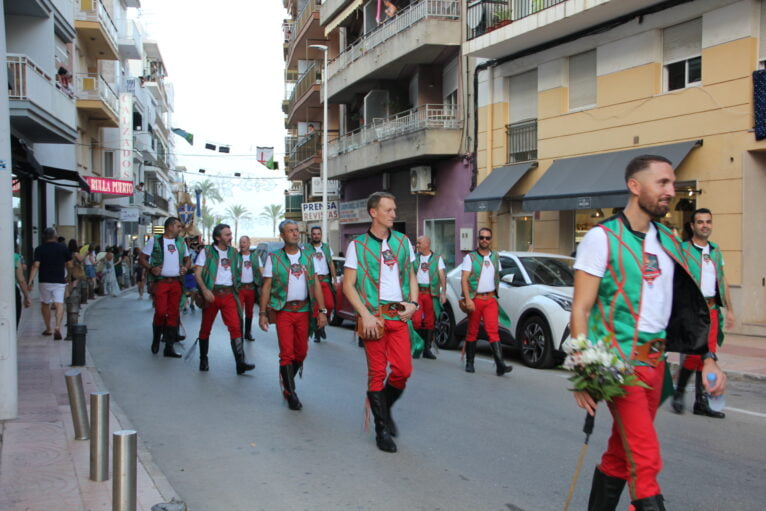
left=437, top=252, right=574, bottom=369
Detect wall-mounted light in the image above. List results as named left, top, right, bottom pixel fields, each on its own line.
left=590, top=209, right=604, bottom=219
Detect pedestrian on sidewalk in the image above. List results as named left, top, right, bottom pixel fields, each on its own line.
left=342, top=192, right=418, bottom=453
left=570, top=155, right=727, bottom=510
left=195, top=224, right=254, bottom=375
left=28, top=227, right=72, bottom=340
left=460, top=228, right=512, bottom=376
left=259, top=220, right=327, bottom=410
left=84, top=244, right=97, bottom=297
left=132, top=247, right=145, bottom=299
left=140, top=217, right=190, bottom=357
left=103, top=249, right=121, bottom=297
left=238, top=235, right=259, bottom=341
left=305, top=226, right=336, bottom=343
left=14, top=249, right=31, bottom=328
left=414, top=235, right=446, bottom=360
left=673, top=208, right=735, bottom=419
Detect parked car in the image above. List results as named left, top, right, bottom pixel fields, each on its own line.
left=329, top=256, right=356, bottom=326
left=439, top=252, right=574, bottom=369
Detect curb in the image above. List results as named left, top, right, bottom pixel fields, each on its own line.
left=666, top=361, right=766, bottom=383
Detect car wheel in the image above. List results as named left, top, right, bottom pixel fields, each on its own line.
left=329, top=309, right=344, bottom=327
left=519, top=315, right=555, bottom=369
left=434, top=304, right=459, bottom=350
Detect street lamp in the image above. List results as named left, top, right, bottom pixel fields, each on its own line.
left=309, top=44, right=329, bottom=245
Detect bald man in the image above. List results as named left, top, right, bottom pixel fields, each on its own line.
left=239, top=236, right=260, bottom=341
left=414, top=236, right=446, bottom=360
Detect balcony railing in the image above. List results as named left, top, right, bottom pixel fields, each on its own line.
left=293, top=0, right=321, bottom=42
left=329, top=104, right=460, bottom=157
left=466, top=0, right=567, bottom=40
left=506, top=118, right=537, bottom=163
left=75, top=73, right=119, bottom=115
left=8, top=54, right=75, bottom=102
left=144, top=191, right=156, bottom=207
left=155, top=194, right=169, bottom=212
left=287, top=62, right=321, bottom=114
left=293, top=133, right=322, bottom=165
left=76, top=0, right=119, bottom=47
left=285, top=194, right=303, bottom=213
left=328, top=0, right=460, bottom=79
left=283, top=20, right=296, bottom=44
left=285, top=135, right=299, bottom=161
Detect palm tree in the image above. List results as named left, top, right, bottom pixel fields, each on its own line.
left=225, top=204, right=251, bottom=242
left=260, top=204, right=284, bottom=237
left=196, top=179, right=223, bottom=211
left=200, top=206, right=215, bottom=243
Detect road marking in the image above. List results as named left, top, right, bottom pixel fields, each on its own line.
left=725, top=407, right=766, bottom=419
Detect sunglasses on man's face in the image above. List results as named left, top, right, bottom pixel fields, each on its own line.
left=478, top=236, right=492, bottom=241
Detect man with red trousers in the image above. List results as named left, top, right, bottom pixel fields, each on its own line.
left=238, top=235, right=260, bottom=342
left=414, top=235, right=446, bottom=360
left=306, top=225, right=336, bottom=343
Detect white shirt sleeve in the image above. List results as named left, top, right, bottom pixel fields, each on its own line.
left=141, top=237, right=154, bottom=256
left=438, top=257, right=446, bottom=271
left=262, top=256, right=273, bottom=278
left=407, top=238, right=416, bottom=263
left=461, top=254, right=472, bottom=272
left=182, top=242, right=190, bottom=257
left=344, top=241, right=358, bottom=270
left=574, top=227, right=609, bottom=278
left=329, top=246, right=334, bottom=258
left=194, top=249, right=206, bottom=267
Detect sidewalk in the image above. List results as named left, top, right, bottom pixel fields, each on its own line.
left=665, top=333, right=766, bottom=381
left=0, top=292, right=180, bottom=511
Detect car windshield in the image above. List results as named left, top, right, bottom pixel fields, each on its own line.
left=519, top=257, right=574, bottom=287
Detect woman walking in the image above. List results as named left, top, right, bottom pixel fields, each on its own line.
left=133, top=247, right=145, bottom=299
left=102, top=249, right=121, bottom=297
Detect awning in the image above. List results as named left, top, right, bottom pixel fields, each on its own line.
left=464, top=163, right=535, bottom=212
left=522, top=140, right=700, bottom=211
left=324, top=0, right=362, bottom=35
left=11, top=138, right=90, bottom=192
left=42, top=166, right=91, bottom=192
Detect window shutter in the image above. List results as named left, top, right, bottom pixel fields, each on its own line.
left=760, top=1, right=766, bottom=61
left=663, top=18, right=702, bottom=64
left=442, top=56, right=459, bottom=99
left=509, top=70, right=538, bottom=123
left=569, top=50, right=597, bottom=109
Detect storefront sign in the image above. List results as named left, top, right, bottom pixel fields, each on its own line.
left=310, top=177, right=339, bottom=197
left=85, top=176, right=134, bottom=196
left=301, top=200, right=339, bottom=222
left=119, top=93, right=134, bottom=181
left=576, top=197, right=592, bottom=209
left=339, top=199, right=368, bottom=224
left=119, top=208, right=140, bottom=222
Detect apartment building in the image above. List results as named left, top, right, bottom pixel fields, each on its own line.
left=465, top=0, right=766, bottom=336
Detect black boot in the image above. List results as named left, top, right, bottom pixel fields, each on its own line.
left=489, top=341, right=512, bottom=375
left=163, top=327, right=182, bottom=358
left=383, top=383, right=403, bottom=437
left=292, top=360, right=303, bottom=379
left=280, top=365, right=302, bottom=410
left=319, top=326, right=326, bottom=339
left=244, top=317, right=255, bottom=341
left=199, top=338, right=209, bottom=371
left=587, top=466, right=626, bottom=511
left=631, top=494, right=666, bottom=511
left=313, top=327, right=321, bottom=343
left=693, top=371, right=725, bottom=418
left=367, top=391, right=397, bottom=453
left=151, top=324, right=163, bottom=354
left=422, top=330, right=437, bottom=360
left=672, top=367, right=693, bottom=414
left=465, top=341, right=476, bottom=373
left=230, top=338, right=255, bottom=374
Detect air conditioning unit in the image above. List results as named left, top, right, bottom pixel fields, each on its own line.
left=410, top=166, right=432, bottom=193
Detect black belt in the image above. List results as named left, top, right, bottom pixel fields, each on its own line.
left=240, top=283, right=256, bottom=289
left=213, top=286, right=234, bottom=295
left=284, top=300, right=308, bottom=310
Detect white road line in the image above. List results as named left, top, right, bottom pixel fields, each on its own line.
left=724, top=407, right=766, bottom=419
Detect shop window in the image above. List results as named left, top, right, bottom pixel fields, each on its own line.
left=569, top=50, right=597, bottom=110
left=663, top=18, right=702, bottom=92
left=514, top=215, right=533, bottom=252
left=424, top=218, right=456, bottom=268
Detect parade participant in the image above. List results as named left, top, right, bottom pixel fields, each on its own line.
left=238, top=235, right=259, bottom=341
left=140, top=217, right=190, bottom=357
left=342, top=192, right=418, bottom=453
left=570, top=155, right=727, bottom=510
left=414, top=236, right=446, bottom=360
left=460, top=228, right=512, bottom=376
left=306, top=226, right=336, bottom=343
left=182, top=238, right=200, bottom=314
left=258, top=220, right=327, bottom=410
left=194, top=224, right=254, bottom=375
left=673, top=208, right=734, bottom=419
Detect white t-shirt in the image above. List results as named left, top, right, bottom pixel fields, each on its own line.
left=309, top=244, right=333, bottom=276
left=574, top=224, right=675, bottom=333
left=194, top=246, right=234, bottom=286
left=416, top=253, right=446, bottom=286
left=344, top=235, right=417, bottom=302
left=263, top=251, right=308, bottom=302
left=142, top=236, right=189, bottom=277
left=695, top=243, right=720, bottom=298
left=240, top=253, right=255, bottom=284
left=461, top=252, right=501, bottom=293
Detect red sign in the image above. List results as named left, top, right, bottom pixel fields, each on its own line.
left=86, top=176, right=134, bottom=196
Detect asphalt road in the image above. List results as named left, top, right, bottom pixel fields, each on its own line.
left=85, top=291, right=766, bottom=511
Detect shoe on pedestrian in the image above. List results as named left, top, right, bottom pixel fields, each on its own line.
left=54, top=330, right=63, bottom=340
left=313, top=330, right=321, bottom=343
left=631, top=494, right=666, bottom=511
left=230, top=337, right=255, bottom=374
left=383, top=383, right=404, bottom=438
left=490, top=341, right=512, bottom=376
left=280, top=364, right=302, bottom=410
left=692, top=371, right=725, bottom=419
left=367, top=390, right=397, bottom=453
left=244, top=317, right=255, bottom=341
left=292, top=361, right=303, bottom=379
left=151, top=324, right=163, bottom=354
left=163, top=327, right=182, bottom=358
left=42, top=330, right=53, bottom=336
left=182, top=307, right=188, bottom=315
left=198, top=338, right=209, bottom=371
left=465, top=341, right=476, bottom=373
left=587, top=466, right=626, bottom=511
left=422, top=330, right=437, bottom=360
left=672, top=367, right=693, bottom=414
left=319, top=326, right=327, bottom=339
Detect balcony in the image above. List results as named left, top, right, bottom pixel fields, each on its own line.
left=75, top=73, right=118, bottom=126
left=506, top=119, right=537, bottom=163
left=75, top=0, right=119, bottom=61
left=285, top=194, right=303, bottom=213
left=118, top=19, right=142, bottom=60
left=286, top=62, right=322, bottom=126
left=464, top=0, right=662, bottom=59
left=326, top=0, right=461, bottom=103
left=288, top=134, right=322, bottom=181
left=7, top=54, right=77, bottom=143
left=285, top=0, right=324, bottom=70
left=134, top=131, right=156, bottom=161
left=283, top=69, right=299, bottom=114
left=328, top=104, right=462, bottom=178
left=320, top=0, right=354, bottom=26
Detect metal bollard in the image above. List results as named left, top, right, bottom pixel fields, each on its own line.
left=80, top=279, right=89, bottom=304
left=88, top=279, right=95, bottom=299
left=64, top=369, right=90, bottom=440
left=66, top=290, right=81, bottom=340
left=71, top=324, right=87, bottom=366
left=113, top=430, right=137, bottom=511
left=90, top=392, right=110, bottom=482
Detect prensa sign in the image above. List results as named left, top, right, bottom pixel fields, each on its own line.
left=85, top=176, right=134, bottom=196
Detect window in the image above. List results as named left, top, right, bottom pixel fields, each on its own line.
left=760, top=0, right=766, bottom=67
left=499, top=256, right=522, bottom=283
left=663, top=18, right=702, bottom=91
left=569, top=50, right=597, bottom=109
left=507, top=70, right=538, bottom=163
left=424, top=218, right=456, bottom=268
left=104, top=151, right=114, bottom=178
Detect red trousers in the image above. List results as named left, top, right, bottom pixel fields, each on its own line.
left=153, top=280, right=182, bottom=327
left=364, top=319, right=412, bottom=391
left=312, top=279, right=335, bottom=316
left=683, top=307, right=719, bottom=371
left=416, top=291, right=436, bottom=329
left=239, top=287, right=256, bottom=319
left=198, top=292, right=242, bottom=340
left=600, top=361, right=665, bottom=500
left=276, top=310, right=310, bottom=366
left=466, top=296, right=500, bottom=343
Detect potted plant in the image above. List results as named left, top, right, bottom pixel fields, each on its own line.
left=490, top=7, right=512, bottom=31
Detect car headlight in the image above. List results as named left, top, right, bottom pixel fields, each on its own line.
left=544, top=293, right=572, bottom=311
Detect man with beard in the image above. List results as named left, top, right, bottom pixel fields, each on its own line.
left=238, top=235, right=260, bottom=341
left=306, top=226, right=336, bottom=343
left=414, top=236, right=446, bottom=360
left=571, top=155, right=727, bottom=510
left=194, top=224, right=254, bottom=375
left=259, top=220, right=327, bottom=410
left=672, top=208, right=734, bottom=419
left=140, top=217, right=190, bottom=357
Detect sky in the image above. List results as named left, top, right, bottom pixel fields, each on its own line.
left=135, top=0, right=289, bottom=238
